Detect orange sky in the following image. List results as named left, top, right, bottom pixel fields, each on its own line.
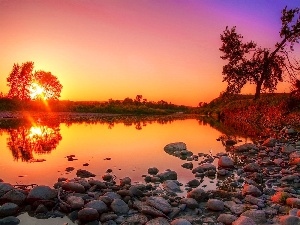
left=0, top=0, right=299, bottom=106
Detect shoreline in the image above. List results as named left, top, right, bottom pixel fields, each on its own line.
left=1, top=127, right=300, bottom=224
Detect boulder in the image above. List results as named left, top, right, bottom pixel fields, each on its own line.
left=85, top=200, right=108, bottom=214
left=158, top=170, right=177, bottom=181
left=62, top=182, right=85, bottom=193
left=180, top=198, right=199, bottom=209
left=0, top=189, right=26, bottom=205
left=163, top=180, right=182, bottom=193
left=146, top=196, right=172, bottom=214
left=0, top=216, right=20, bottom=225
left=110, top=199, right=129, bottom=214
left=67, top=196, right=84, bottom=209
left=187, top=188, right=207, bottom=202
left=76, top=169, right=96, bottom=178
left=0, top=183, right=14, bottom=197
left=164, top=142, right=187, bottom=152
left=241, top=209, right=267, bottom=224
left=207, top=199, right=224, bottom=211
left=78, top=207, right=99, bottom=222
left=0, top=203, right=19, bottom=217
left=26, top=185, right=57, bottom=203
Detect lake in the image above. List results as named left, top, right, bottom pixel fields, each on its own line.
left=0, top=114, right=249, bottom=192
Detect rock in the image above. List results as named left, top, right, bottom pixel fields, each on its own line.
left=181, top=162, right=193, bottom=169
left=134, top=200, right=167, bottom=217
left=164, top=142, right=187, bottom=152
left=100, top=212, right=118, bottom=222
left=158, top=170, right=177, bottom=181
left=148, top=167, right=159, bottom=175
left=0, top=216, right=20, bottom=225
left=163, top=180, right=182, bottom=193
left=26, top=185, right=57, bottom=203
left=281, top=145, right=296, bottom=153
left=241, top=209, right=266, bottom=224
left=0, top=203, right=19, bottom=217
left=262, top=138, right=276, bottom=147
left=120, top=177, right=131, bottom=186
left=225, top=139, right=237, bottom=146
left=35, top=204, right=48, bottom=214
left=244, top=195, right=265, bottom=208
left=146, top=196, right=172, bottom=214
left=0, top=183, right=14, bottom=197
left=76, top=169, right=96, bottom=178
left=279, top=215, right=300, bottom=225
left=78, top=208, right=99, bottom=222
left=242, top=184, right=262, bottom=197
left=0, top=189, right=26, bottom=205
left=187, top=179, right=200, bottom=188
left=171, top=218, right=192, bottom=225
left=180, top=198, right=198, bottom=209
left=85, top=200, right=108, bottom=214
left=103, top=192, right=121, bottom=200
left=281, top=174, right=299, bottom=182
left=271, top=191, right=290, bottom=204
left=224, top=201, right=245, bottom=215
left=110, top=199, right=129, bottom=214
left=234, top=143, right=257, bottom=152
left=62, top=182, right=85, bottom=193
left=286, top=198, right=300, bottom=208
left=129, top=186, right=144, bottom=197
left=218, top=156, right=234, bottom=168
left=207, top=199, right=224, bottom=211
left=124, top=214, right=148, bottom=224
left=102, top=174, right=113, bottom=182
left=146, top=217, right=170, bottom=225
left=192, top=163, right=216, bottom=173
left=67, top=196, right=84, bottom=209
left=89, top=180, right=107, bottom=189
left=187, top=188, right=207, bottom=202
left=217, top=214, right=237, bottom=225
left=243, top=163, right=260, bottom=172
left=232, top=216, right=256, bottom=225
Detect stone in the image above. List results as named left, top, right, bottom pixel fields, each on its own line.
left=234, top=143, right=257, bottom=152
left=148, top=167, right=159, bottom=175
left=281, top=145, right=296, bottom=153
left=35, top=204, right=48, bottom=214
left=26, top=185, right=57, bottom=203
left=192, top=163, right=216, bottom=173
left=217, top=214, right=237, bottom=225
left=146, top=196, right=172, bottom=214
left=85, top=200, right=108, bottom=214
left=262, top=138, right=276, bottom=147
left=224, top=201, right=245, bottom=215
left=187, top=188, right=207, bottom=202
left=163, top=180, right=182, bottom=193
left=125, top=214, right=148, bottom=224
left=271, top=191, right=290, bottom=204
left=164, top=142, right=187, bottom=152
left=146, top=217, right=170, bottom=225
left=103, top=192, right=121, bottom=200
left=0, top=216, right=20, bottom=225
left=241, top=209, right=266, bottom=224
left=279, top=215, right=300, bottom=225
left=67, top=196, right=85, bottom=209
left=0, top=203, right=19, bottom=217
left=119, top=177, right=131, bottom=186
left=0, top=189, right=26, bottom=205
left=207, top=199, right=224, bottom=211
left=158, top=170, right=177, bottom=181
left=243, top=163, right=260, bottom=172
left=187, top=179, right=200, bottom=188
left=242, top=184, right=262, bottom=197
left=171, top=218, right=192, bottom=225
left=286, top=198, right=300, bottom=208
left=0, top=183, right=14, bottom=197
left=76, top=169, right=96, bottom=178
left=232, top=216, right=256, bottom=225
left=110, top=199, right=129, bottom=214
left=180, top=198, right=199, bottom=209
left=218, top=156, right=234, bottom=168
left=181, top=162, right=193, bottom=169
left=62, top=182, right=85, bottom=193
left=78, top=208, right=99, bottom=222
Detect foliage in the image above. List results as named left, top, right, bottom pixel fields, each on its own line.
left=6, top=61, right=62, bottom=100
left=220, top=7, right=300, bottom=99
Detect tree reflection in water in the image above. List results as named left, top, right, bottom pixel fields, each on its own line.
left=6, top=124, right=62, bottom=162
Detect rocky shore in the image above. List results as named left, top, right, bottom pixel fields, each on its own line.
left=1, top=126, right=300, bottom=224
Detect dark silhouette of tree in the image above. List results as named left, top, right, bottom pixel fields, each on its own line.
left=7, top=61, right=62, bottom=100
left=7, top=62, right=34, bottom=100
left=220, top=7, right=300, bottom=100
left=33, top=71, right=63, bottom=100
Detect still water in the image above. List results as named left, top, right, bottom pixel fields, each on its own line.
left=0, top=116, right=246, bottom=190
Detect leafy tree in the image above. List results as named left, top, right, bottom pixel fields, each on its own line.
left=7, top=62, right=34, bottom=100
left=220, top=7, right=300, bottom=99
left=33, top=71, right=63, bottom=100
left=7, top=61, right=63, bottom=100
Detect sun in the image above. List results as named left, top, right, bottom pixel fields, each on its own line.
left=29, top=82, right=46, bottom=100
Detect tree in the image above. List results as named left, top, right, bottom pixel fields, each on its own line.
left=220, top=7, right=300, bottom=99
left=33, top=71, right=63, bottom=100
left=7, top=62, right=34, bottom=100
left=7, top=61, right=63, bottom=100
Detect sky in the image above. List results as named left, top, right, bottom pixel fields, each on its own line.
left=0, top=0, right=299, bottom=106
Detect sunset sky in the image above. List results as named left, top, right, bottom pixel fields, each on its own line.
left=0, top=0, right=299, bottom=106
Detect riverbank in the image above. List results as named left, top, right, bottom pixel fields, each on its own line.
left=1, top=126, right=300, bottom=224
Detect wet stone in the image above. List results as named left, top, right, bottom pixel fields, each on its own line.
left=146, top=196, right=172, bottom=214
left=67, top=195, right=84, bottom=209
left=110, top=199, right=129, bottom=214
left=78, top=208, right=99, bottom=222
left=26, top=185, right=57, bottom=203
left=0, top=189, right=26, bottom=205
left=62, top=182, right=85, bottom=193
left=0, top=203, right=19, bottom=217
left=0, top=216, right=20, bottom=225
left=85, top=200, right=108, bottom=214
left=171, top=218, right=192, bottom=225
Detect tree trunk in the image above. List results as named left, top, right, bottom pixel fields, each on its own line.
left=254, top=80, right=263, bottom=100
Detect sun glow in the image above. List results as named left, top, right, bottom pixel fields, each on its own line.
left=29, top=82, right=46, bottom=100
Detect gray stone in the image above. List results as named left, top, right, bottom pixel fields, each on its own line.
left=180, top=198, right=199, bottom=209
left=158, top=170, right=177, bottom=181
left=163, top=180, right=182, bottom=193
left=0, top=216, right=20, bottom=225
left=0, top=183, right=14, bottom=198
left=241, top=209, right=266, bottom=224
left=171, top=218, right=192, bottom=225
left=207, top=199, right=224, bottom=211
left=26, top=185, right=57, bottom=203
left=62, top=182, right=85, bottom=193
left=146, top=196, right=172, bottom=214
left=0, top=203, right=19, bottom=217
left=0, top=189, right=26, bottom=205
left=103, top=192, right=121, bottom=200
left=110, top=199, right=129, bottom=214
left=218, top=156, right=234, bottom=168
left=67, top=195, right=85, bottom=209
left=78, top=208, right=99, bottom=222
left=85, top=200, right=108, bottom=214
left=217, top=214, right=237, bottom=225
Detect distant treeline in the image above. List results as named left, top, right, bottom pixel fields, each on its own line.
left=0, top=97, right=196, bottom=115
